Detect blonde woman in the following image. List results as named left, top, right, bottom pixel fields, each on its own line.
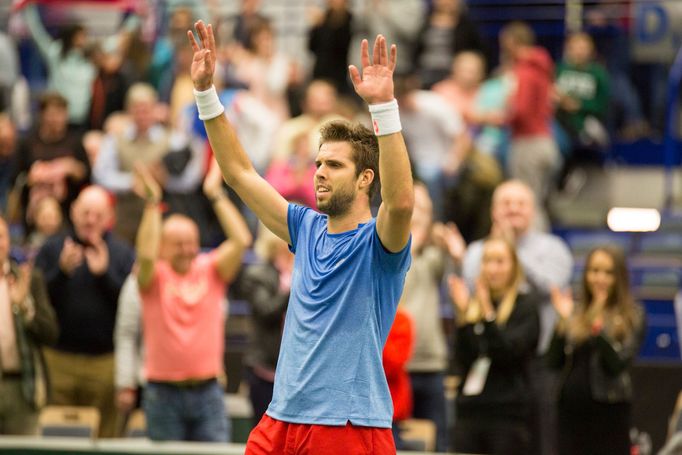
left=548, top=245, right=645, bottom=455
left=448, top=236, right=539, bottom=455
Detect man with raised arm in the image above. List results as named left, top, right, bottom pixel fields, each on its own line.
left=188, top=21, right=414, bottom=454
left=134, top=161, right=252, bottom=442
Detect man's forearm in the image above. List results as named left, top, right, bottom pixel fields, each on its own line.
left=204, top=115, right=255, bottom=188
left=378, top=132, right=413, bottom=211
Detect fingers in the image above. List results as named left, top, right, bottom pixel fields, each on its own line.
left=348, top=65, right=361, bottom=89
left=360, top=39, right=370, bottom=70
left=187, top=30, right=200, bottom=52
left=372, top=35, right=381, bottom=65
left=389, top=44, right=397, bottom=72
left=207, top=23, right=216, bottom=53
left=195, top=20, right=207, bottom=47
left=379, top=35, right=388, bottom=65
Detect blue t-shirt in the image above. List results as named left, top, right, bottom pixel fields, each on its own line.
left=266, top=204, right=412, bottom=428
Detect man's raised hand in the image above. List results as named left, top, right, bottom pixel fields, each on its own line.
left=349, top=35, right=397, bottom=105
left=187, top=20, right=217, bottom=91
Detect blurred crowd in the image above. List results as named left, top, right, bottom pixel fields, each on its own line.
left=0, top=0, right=659, bottom=454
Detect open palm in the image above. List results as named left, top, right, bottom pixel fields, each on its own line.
left=349, top=35, right=397, bottom=105
left=187, top=20, right=217, bottom=91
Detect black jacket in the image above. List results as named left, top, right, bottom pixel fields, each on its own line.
left=546, top=304, right=646, bottom=404
left=35, top=231, right=134, bottom=355
left=455, top=291, right=540, bottom=420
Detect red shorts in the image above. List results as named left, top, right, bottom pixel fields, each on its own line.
left=245, top=414, right=396, bottom=455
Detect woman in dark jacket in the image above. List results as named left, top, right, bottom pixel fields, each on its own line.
left=548, top=245, right=645, bottom=455
left=448, top=236, right=539, bottom=455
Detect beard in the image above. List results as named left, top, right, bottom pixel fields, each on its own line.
left=317, top=187, right=355, bottom=217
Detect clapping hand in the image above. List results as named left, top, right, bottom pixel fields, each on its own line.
left=59, top=237, right=84, bottom=276
left=84, top=234, right=109, bottom=276
left=349, top=35, right=397, bottom=105
left=551, top=286, right=574, bottom=320
left=432, top=222, right=466, bottom=264
left=448, top=275, right=470, bottom=314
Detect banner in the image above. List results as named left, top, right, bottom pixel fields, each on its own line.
left=632, top=0, right=682, bottom=63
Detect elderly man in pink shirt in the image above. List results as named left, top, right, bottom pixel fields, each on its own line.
left=134, top=161, right=252, bottom=442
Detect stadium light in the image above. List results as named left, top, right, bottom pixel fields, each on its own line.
left=607, top=207, right=661, bottom=232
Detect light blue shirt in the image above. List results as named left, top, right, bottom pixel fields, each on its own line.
left=266, top=204, right=411, bottom=428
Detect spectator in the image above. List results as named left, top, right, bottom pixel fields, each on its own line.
left=400, top=182, right=465, bottom=452
left=433, top=51, right=487, bottom=127
left=0, top=30, right=19, bottom=114
left=22, top=3, right=95, bottom=128
left=307, top=0, right=353, bottom=95
left=413, top=0, right=487, bottom=89
left=449, top=236, right=540, bottom=455
left=114, top=273, right=144, bottom=420
left=149, top=7, right=195, bottom=94
left=555, top=32, right=610, bottom=190
left=12, top=93, right=90, bottom=230
left=0, top=216, right=57, bottom=435
left=556, top=32, right=610, bottom=150
left=441, top=127, right=503, bottom=244
left=93, top=83, right=200, bottom=246
left=162, top=45, right=196, bottom=128
left=462, top=179, right=573, bottom=455
left=468, top=62, right=514, bottom=161
left=383, top=305, right=415, bottom=450
left=231, top=223, right=292, bottom=425
left=0, top=113, right=17, bottom=213
left=218, top=0, right=266, bottom=49
left=349, top=0, right=425, bottom=76
left=585, top=7, right=649, bottom=140
left=25, top=196, right=63, bottom=254
left=498, top=22, right=560, bottom=229
left=271, top=79, right=341, bottom=163
left=35, top=185, right=135, bottom=438
left=88, top=14, right=141, bottom=131
left=548, top=245, right=645, bottom=455
left=231, top=17, right=299, bottom=124
left=265, top=129, right=317, bottom=208
left=396, top=74, right=464, bottom=220
left=134, top=160, right=252, bottom=442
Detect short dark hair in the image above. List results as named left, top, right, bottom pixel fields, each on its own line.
left=318, top=120, right=380, bottom=198
left=38, top=92, right=68, bottom=112
left=501, top=21, right=535, bottom=46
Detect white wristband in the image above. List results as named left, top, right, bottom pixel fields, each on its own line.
left=193, top=85, right=225, bottom=121
left=368, top=99, right=401, bottom=136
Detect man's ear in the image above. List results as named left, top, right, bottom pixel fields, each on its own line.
left=358, top=169, right=375, bottom=191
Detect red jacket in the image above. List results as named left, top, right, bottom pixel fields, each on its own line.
left=510, top=46, right=555, bottom=138
left=382, top=308, right=415, bottom=421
